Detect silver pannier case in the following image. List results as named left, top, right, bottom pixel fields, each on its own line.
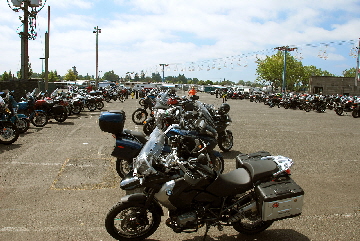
left=255, top=178, right=304, bottom=221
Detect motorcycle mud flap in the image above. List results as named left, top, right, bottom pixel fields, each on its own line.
left=255, top=178, right=304, bottom=221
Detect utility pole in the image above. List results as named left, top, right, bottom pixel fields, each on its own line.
left=355, top=38, right=360, bottom=87
left=159, top=64, right=168, bottom=82
left=93, top=26, right=101, bottom=89
left=21, top=0, right=29, bottom=80
left=274, top=46, right=297, bottom=94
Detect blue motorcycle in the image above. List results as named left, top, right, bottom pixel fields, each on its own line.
left=17, top=93, right=48, bottom=127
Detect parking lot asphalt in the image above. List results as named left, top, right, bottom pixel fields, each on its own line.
left=0, top=92, right=359, bottom=241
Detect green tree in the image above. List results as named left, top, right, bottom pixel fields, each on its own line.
left=342, top=67, right=357, bottom=77
left=64, top=69, right=77, bottom=81
left=103, top=70, right=120, bottom=81
left=1, top=71, right=10, bottom=81
left=48, top=70, right=59, bottom=82
left=256, top=51, right=305, bottom=91
left=151, top=73, right=162, bottom=82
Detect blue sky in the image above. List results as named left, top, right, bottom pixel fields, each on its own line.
left=1, top=0, right=360, bottom=82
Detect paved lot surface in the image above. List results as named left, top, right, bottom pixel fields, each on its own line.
left=1, top=92, right=359, bottom=241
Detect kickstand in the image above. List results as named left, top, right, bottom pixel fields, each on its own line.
left=202, top=223, right=210, bottom=241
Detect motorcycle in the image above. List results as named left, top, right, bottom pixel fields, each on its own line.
left=104, top=131, right=304, bottom=241
left=334, top=98, right=354, bottom=116
left=0, top=92, right=30, bottom=133
left=99, top=110, right=149, bottom=178
left=143, top=93, right=183, bottom=135
left=132, top=95, right=155, bottom=125
left=208, top=103, right=233, bottom=152
left=34, top=96, right=68, bottom=123
left=17, top=92, right=48, bottom=127
left=351, top=99, right=360, bottom=118
left=100, top=106, right=225, bottom=177
left=0, top=96, right=19, bottom=144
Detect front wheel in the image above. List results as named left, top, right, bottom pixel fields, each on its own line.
left=352, top=109, right=359, bottom=118
left=209, top=151, right=224, bottom=173
left=72, top=105, right=81, bottom=114
left=218, top=130, right=233, bottom=152
left=54, top=112, right=68, bottom=122
left=132, top=109, right=148, bottom=125
left=31, top=111, right=48, bottom=127
left=96, top=101, right=104, bottom=110
left=143, top=120, right=155, bottom=135
left=16, top=118, right=30, bottom=133
left=105, top=202, right=161, bottom=241
left=335, top=107, right=343, bottom=116
left=87, top=103, right=97, bottom=111
left=0, top=122, right=19, bottom=145
left=116, top=158, right=132, bottom=178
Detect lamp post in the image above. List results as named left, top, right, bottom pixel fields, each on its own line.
left=93, top=26, right=101, bottom=89
left=274, top=46, right=297, bottom=94
left=159, top=64, right=168, bottom=82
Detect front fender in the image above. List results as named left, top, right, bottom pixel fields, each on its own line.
left=16, top=114, right=29, bottom=119
left=120, top=193, right=164, bottom=216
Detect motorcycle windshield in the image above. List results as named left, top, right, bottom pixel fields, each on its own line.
left=133, top=127, right=165, bottom=175
left=195, top=101, right=216, bottom=129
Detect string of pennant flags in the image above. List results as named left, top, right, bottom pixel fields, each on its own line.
left=135, top=39, right=359, bottom=76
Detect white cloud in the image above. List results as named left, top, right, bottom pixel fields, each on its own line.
left=1, top=0, right=359, bottom=81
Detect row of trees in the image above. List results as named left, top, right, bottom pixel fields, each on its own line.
left=1, top=51, right=358, bottom=91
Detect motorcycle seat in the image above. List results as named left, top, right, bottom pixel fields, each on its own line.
left=242, top=159, right=278, bottom=183
left=206, top=168, right=252, bottom=197
left=123, top=129, right=148, bottom=144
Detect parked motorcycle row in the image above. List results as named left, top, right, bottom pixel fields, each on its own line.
left=99, top=90, right=305, bottom=241
left=249, top=93, right=360, bottom=117
left=0, top=87, right=111, bottom=145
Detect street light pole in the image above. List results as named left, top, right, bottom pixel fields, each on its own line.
left=274, top=46, right=297, bottom=94
left=93, top=26, right=101, bottom=89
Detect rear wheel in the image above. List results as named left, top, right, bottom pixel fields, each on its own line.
left=233, top=217, right=273, bottom=235
left=105, top=202, right=161, bottom=241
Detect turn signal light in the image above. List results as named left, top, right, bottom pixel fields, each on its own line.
left=285, top=169, right=291, bottom=174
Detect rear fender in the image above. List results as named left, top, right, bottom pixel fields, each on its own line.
left=120, top=193, right=164, bottom=216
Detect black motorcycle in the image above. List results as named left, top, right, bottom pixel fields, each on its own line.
left=105, top=136, right=304, bottom=241
left=132, top=95, right=155, bottom=125
left=206, top=102, right=233, bottom=152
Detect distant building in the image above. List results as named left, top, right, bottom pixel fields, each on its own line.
left=309, top=76, right=360, bottom=96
